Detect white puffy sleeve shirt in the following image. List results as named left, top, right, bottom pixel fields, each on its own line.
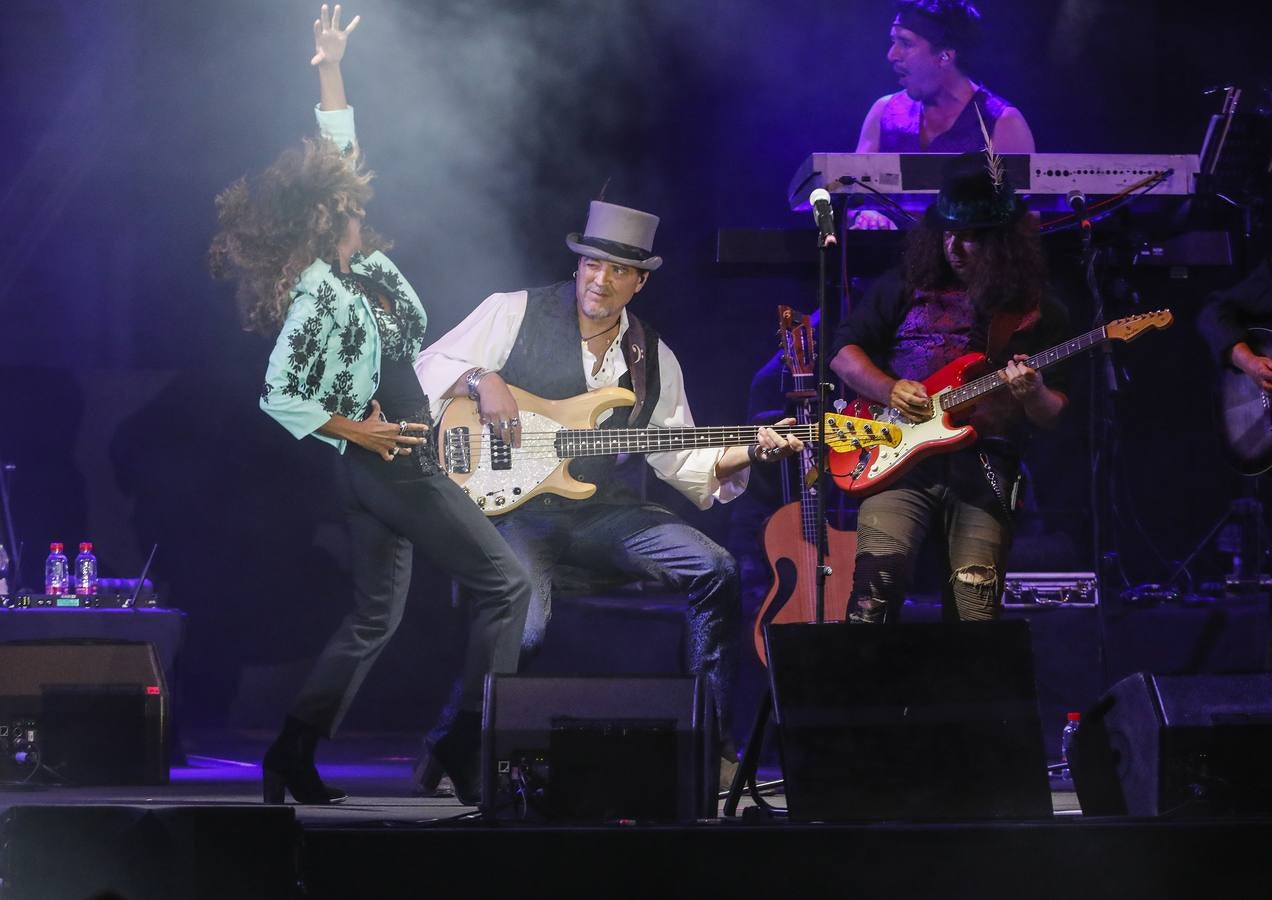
left=415, top=290, right=749, bottom=510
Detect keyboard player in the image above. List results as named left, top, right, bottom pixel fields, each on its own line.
left=852, top=0, right=1035, bottom=230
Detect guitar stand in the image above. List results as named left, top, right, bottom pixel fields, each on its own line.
left=722, top=689, right=784, bottom=817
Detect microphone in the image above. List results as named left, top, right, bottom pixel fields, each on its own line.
left=1067, top=189, right=1087, bottom=215
left=810, top=188, right=837, bottom=246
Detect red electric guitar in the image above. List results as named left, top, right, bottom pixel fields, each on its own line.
left=829, top=309, right=1174, bottom=496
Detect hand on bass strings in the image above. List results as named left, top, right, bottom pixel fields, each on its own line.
left=752, top=417, right=804, bottom=464
left=311, top=3, right=360, bottom=67
left=475, top=372, right=522, bottom=449
left=889, top=379, right=931, bottom=422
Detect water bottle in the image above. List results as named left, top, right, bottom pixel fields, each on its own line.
left=44, top=542, right=70, bottom=595
left=1059, top=711, right=1081, bottom=781
left=73, top=542, right=99, bottom=596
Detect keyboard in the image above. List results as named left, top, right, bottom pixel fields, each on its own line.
left=789, top=152, right=1200, bottom=210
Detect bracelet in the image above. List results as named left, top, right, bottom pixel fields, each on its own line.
left=464, top=367, right=490, bottom=401
left=747, top=444, right=764, bottom=465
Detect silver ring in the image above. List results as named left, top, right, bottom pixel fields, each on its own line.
left=499, top=420, right=510, bottom=428
left=398, top=420, right=409, bottom=435
left=388, top=447, right=399, bottom=458
left=510, top=418, right=521, bottom=426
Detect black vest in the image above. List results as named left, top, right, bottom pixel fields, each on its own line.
left=499, top=280, right=661, bottom=502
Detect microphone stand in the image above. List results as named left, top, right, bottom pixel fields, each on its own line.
left=1075, top=197, right=1116, bottom=689
left=814, top=210, right=839, bottom=624
left=723, top=194, right=842, bottom=819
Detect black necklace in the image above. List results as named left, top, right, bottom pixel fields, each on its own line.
left=581, top=319, right=620, bottom=342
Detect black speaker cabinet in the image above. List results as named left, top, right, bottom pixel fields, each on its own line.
left=765, top=621, right=1052, bottom=821
left=480, top=674, right=717, bottom=822
left=1072, top=670, right=1272, bottom=817
left=0, top=640, right=169, bottom=784
left=0, top=805, right=301, bottom=900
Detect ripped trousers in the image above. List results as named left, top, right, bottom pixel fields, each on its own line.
left=848, top=454, right=1013, bottom=624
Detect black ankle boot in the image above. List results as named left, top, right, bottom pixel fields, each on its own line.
left=262, top=716, right=348, bottom=805
left=411, top=745, right=450, bottom=797
left=427, top=710, right=482, bottom=806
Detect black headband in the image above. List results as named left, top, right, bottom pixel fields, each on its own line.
left=895, top=4, right=979, bottom=54
left=896, top=8, right=950, bottom=49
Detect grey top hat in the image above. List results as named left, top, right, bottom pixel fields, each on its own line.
left=566, top=201, right=664, bottom=271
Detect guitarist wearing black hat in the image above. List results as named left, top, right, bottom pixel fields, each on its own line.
left=830, top=151, right=1069, bottom=624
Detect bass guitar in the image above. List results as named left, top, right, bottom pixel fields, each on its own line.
left=1218, top=326, right=1272, bottom=475
left=438, top=385, right=899, bottom=515
left=830, top=309, right=1174, bottom=496
left=753, top=307, right=856, bottom=665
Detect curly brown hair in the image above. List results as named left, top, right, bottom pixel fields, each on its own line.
left=901, top=214, right=1045, bottom=314
left=209, top=137, right=391, bottom=335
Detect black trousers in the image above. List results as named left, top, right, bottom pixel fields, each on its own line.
left=289, top=449, right=532, bottom=737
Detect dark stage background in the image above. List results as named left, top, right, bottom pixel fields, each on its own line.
left=0, top=0, right=1267, bottom=734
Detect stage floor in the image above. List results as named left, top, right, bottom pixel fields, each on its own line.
left=6, top=731, right=1272, bottom=900
left=0, top=729, right=1084, bottom=824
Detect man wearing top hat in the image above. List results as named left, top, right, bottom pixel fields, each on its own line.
left=830, top=152, right=1069, bottom=624
left=414, top=199, right=801, bottom=784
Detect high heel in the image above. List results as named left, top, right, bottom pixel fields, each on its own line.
left=411, top=746, right=449, bottom=797
left=263, top=770, right=286, bottom=804
left=428, top=710, right=482, bottom=807
left=261, top=715, right=348, bottom=805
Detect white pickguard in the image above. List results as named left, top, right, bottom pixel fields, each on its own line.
left=861, top=390, right=963, bottom=482
left=448, top=407, right=569, bottom=513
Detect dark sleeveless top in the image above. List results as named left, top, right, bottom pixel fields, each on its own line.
left=498, top=280, right=661, bottom=504
left=339, top=270, right=438, bottom=479
left=877, top=86, right=1010, bottom=152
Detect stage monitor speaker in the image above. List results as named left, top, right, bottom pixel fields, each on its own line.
left=765, top=621, right=1052, bottom=821
left=1071, top=670, right=1272, bottom=816
left=0, top=805, right=301, bottom=900
left=0, top=640, right=169, bottom=785
left=480, top=674, right=717, bottom=823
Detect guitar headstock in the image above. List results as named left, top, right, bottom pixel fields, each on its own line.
left=821, top=413, right=902, bottom=453
left=778, top=305, right=815, bottom=381
left=1106, top=309, right=1173, bottom=342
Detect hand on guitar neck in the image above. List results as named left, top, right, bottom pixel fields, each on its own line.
left=1230, top=341, right=1272, bottom=392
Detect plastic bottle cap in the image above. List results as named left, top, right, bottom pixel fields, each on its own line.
left=49, top=542, right=63, bottom=552
left=79, top=542, right=92, bottom=552
left=1067, top=711, right=1082, bottom=721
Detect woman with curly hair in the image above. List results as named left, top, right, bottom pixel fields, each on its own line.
left=210, top=4, right=530, bottom=806
left=829, top=151, right=1069, bottom=625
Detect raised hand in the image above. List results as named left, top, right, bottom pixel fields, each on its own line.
left=311, top=3, right=361, bottom=67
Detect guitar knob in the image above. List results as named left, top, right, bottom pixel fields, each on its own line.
left=494, top=496, right=506, bottom=507
left=476, top=497, right=487, bottom=509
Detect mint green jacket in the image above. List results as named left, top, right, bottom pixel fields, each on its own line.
left=259, top=107, right=428, bottom=452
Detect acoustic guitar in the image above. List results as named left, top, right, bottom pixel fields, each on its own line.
left=752, top=307, right=856, bottom=665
